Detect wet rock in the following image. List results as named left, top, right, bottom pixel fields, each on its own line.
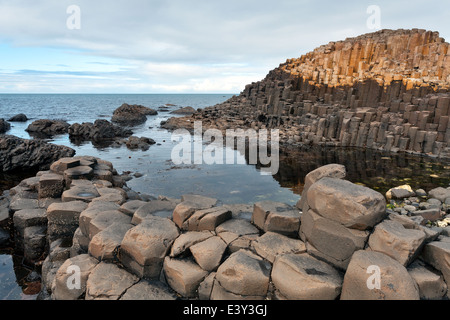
left=215, top=250, right=271, bottom=297
left=69, top=119, right=132, bottom=142
left=23, top=225, right=47, bottom=263
left=85, top=262, right=139, bottom=300
left=111, top=103, right=158, bottom=125
left=61, top=183, right=100, bottom=203
left=120, top=280, right=177, bottom=300
left=407, top=260, right=448, bottom=300
left=0, top=135, right=75, bottom=172
left=368, top=219, right=426, bottom=266
left=272, top=253, right=343, bottom=300
left=120, top=216, right=179, bottom=279
left=163, top=257, right=208, bottom=298
left=125, top=136, right=156, bottom=151
left=252, top=232, right=306, bottom=263
left=26, top=119, right=70, bottom=137
left=8, top=113, right=28, bottom=122
left=341, top=250, right=420, bottom=300
left=306, top=177, right=386, bottom=230
left=0, top=119, right=11, bottom=133
left=0, top=227, right=9, bottom=246
left=170, top=106, right=196, bottom=115
left=52, top=254, right=99, bottom=300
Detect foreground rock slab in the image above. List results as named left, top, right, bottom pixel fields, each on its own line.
left=341, top=250, right=420, bottom=300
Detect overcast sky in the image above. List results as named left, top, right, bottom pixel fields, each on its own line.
left=0, top=0, right=449, bottom=93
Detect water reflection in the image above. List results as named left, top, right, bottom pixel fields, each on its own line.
left=273, top=145, right=450, bottom=196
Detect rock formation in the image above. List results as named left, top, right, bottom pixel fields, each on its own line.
left=1, top=156, right=449, bottom=300
left=0, top=119, right=11, bottom=133
left=26, top=120, right=70, bottom=137
left=111, top=103, right=158, bottom=126
left=0, top=135, right=75, bottom=172
left=163, top=29, right=450, bottom=160
left=8, top=114, right=28, bottom=122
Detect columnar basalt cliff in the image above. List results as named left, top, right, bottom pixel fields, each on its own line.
left=163, top=29, right=450, bottom=159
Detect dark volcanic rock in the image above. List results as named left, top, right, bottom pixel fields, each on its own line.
left=111, top=103, right=158, bottom=125
left=26, top=119, right=70, bottom=137
left=125, top=136, right=156, bottom=151
left=8, top=114, right=28, bottom=122
left=0, top=119, right=11, bottom=134
left=0, top=135, right=75, bottom=172
left=170, top=107, right=196, bottom=115
left=69, top=119, right=133, bottom=142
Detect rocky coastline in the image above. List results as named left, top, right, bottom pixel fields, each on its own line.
left=0, top=155, right=448, bottom=300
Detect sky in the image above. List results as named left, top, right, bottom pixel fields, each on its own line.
left=0, top=0, right=449, bottom=94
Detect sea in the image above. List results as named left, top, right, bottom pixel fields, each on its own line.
left=1, top=93, right=450, bottom=300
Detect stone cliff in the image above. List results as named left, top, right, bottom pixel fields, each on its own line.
left=164, top=29, right=450, bottom=159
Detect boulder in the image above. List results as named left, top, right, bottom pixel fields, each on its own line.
left=8, top=113, right=28, bottom=122
left=51, top=254, right=99, bottom=300
left=296, top=164, right=346, bottom=210
left=26, top=119, right=70, bottom=136
left=300, top=209, right=368, bottom=270
left=306, top=177, right=386, bottom=230
left=163, top=257, right=209, bottom=298
left=111, top=103, right=158, bottom=125
left=170, top=106, right=196, bottom=115
left=272, top=253, right=343, bottom=300
left=181, top=206, right=232, bottom=231
left=120, top=216, right=180, bottom=279
left=215, top=250, right=271, bottom=297
left=38, top=173, right=65, bottom=199
left=252, top=201, right=301, bottom=237
left=120, top=280, right=177, bottom=300
left=340, top=250, right=420, bottom=300
left=0, top=135, right=75, bottom=172
left=386, top=185, right=415, bottom=200
left=132, top=199, right=179, bottom=224
left=125, top=136, right=156, bottom=151
left=88, top=222, right=133, bottom=261
left=69, top=119, right=132, bottom=142
left=428, top=187, right=450, bottom=202
left=421, top=240, right=450, bottom=285
left=368, top=219, right=426, bottom=266
left=0, top=119, right=11, bottom=133
left=170, top=231, right=214, bottom=257
left=407, top=260, right=448, bottom=300
left=189, top=236, right=227, bottom=271
left=85, top=262, right=139, bottom=300
left=252, top=232, right=306, bottom=263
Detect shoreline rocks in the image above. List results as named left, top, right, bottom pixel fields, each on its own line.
left=0, top=119, right=11, bottom=133
left=0, top=135, right=75, bottom=172
left=1, top=158, right=448, bottom=300
left=111, top=103, right=158, bottom=126
left=26, top=120, right=70, bottom=137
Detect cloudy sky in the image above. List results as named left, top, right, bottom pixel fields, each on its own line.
left=0, top=0, right=449, bottom=93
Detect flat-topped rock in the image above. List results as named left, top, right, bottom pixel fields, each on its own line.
left=132, top=200, right=179, bottom=224
left=407, top=260, right=448, bottom=300
left=13, top=208, right=47, bottom=230
left=190, top=236, right=227, bottom=271
left=163, top=257, right=208, bottom=298
left=61, top=184, right=100, bottom=203
left=421, top=240, right=450, bottom=285
left=341, top=250, right=420, bottom=300
left=39, top=173, right=65, bottom=199
left=85, top=262, right=139, bottom=300
left=181, top=206, right=232, bottom=231
left=252, top=201, right=301, bottom=237
left=63, top=166, right=94, bottom=184
left=120, top=216, right=180, bottom=279
left=368, top=219, right=426, bottom=266
left=272, top=253, right=343, bottom=300
left=88, top=222, right=133, bottom=261
left=120, top=280, right=177, bottom=300
left=170, top=231, right=214, bottom=257
left=120, top=200, right=147, bottom=216
left=307, top=177, right=386, bottom=230
left=50, top=158, right=80, bottom=174
left=252, top=232, right=306, bottom=263
left=88, top=210, right=131, bottom=240
left=47, top=201, right=88, bottom=225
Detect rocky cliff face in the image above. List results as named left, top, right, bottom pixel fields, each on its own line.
left=165, top=29, right=450, bottom=159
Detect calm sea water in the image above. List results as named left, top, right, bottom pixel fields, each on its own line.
left=1, top=93, right=450, bottom=300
